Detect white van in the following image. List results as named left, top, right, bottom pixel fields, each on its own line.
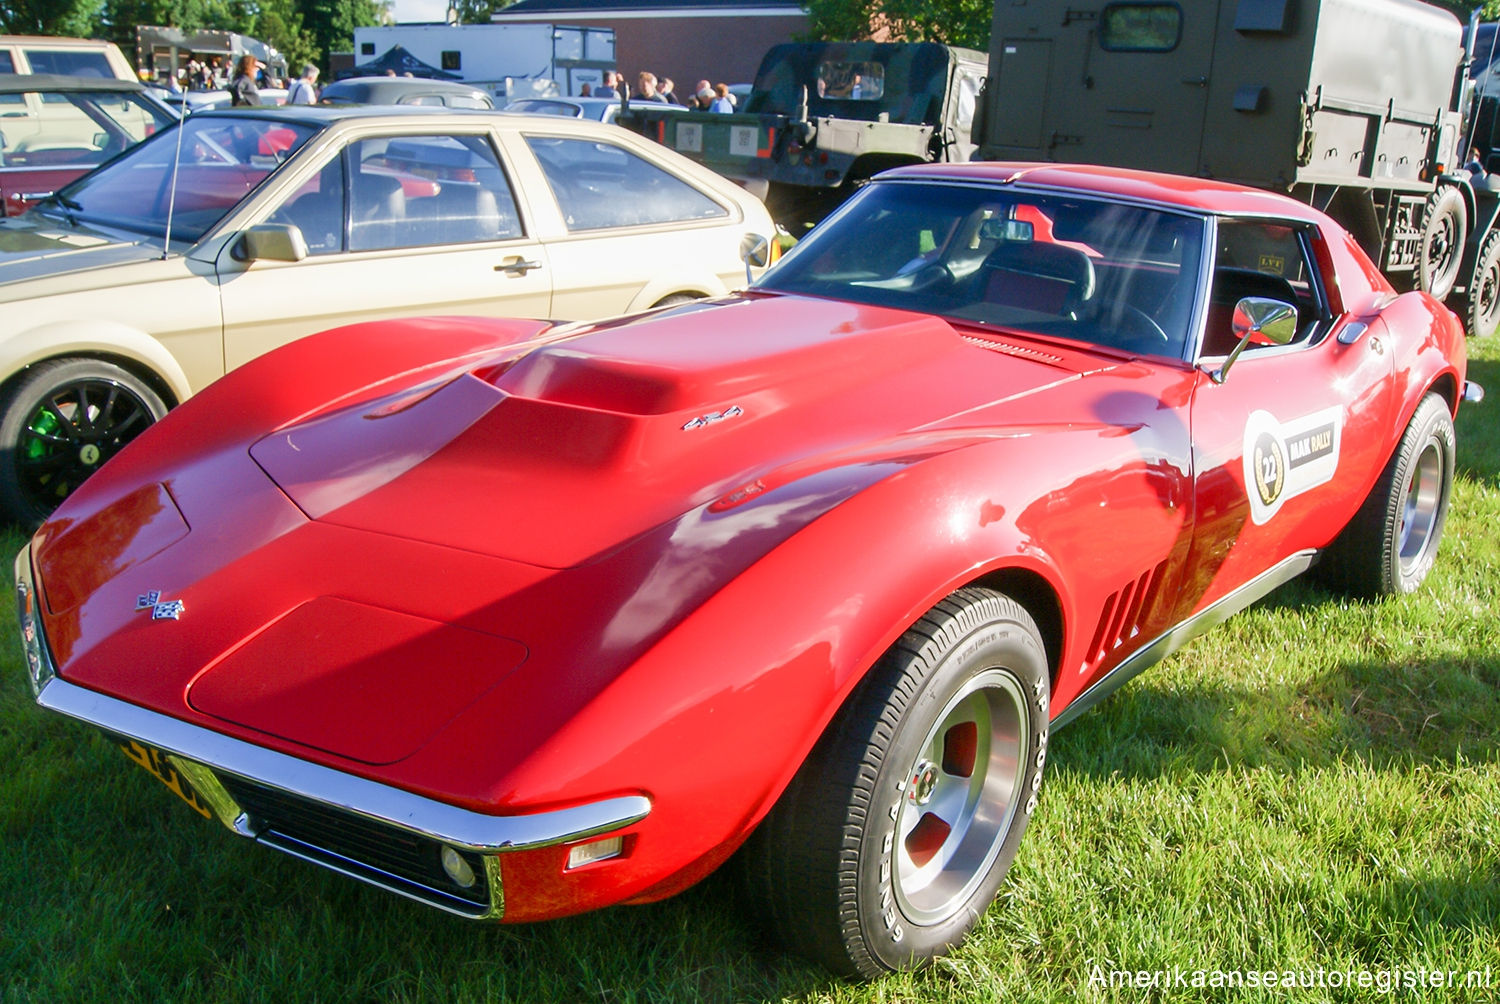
left=0, top=35, right=136, bottom=80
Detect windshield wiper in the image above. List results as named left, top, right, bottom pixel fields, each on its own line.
left=35, top=193, right=84, bottom=224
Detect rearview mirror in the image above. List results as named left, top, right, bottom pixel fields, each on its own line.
left=234, top=223, right=309, bottom=263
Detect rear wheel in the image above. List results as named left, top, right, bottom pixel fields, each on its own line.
left=0, top=358, right=168, bottom=526
left=1417, top=187, right=1466, bottom=302
left=1315, top=393, right=1454, bottom=597
left=1461, top=230, right=1500, bottom=338
left=739, top=588, right=1049, bottom=978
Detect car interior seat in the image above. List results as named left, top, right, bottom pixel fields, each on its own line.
left=1201, top=267, right=1300, bottom=357
left=978, top=241, right=1096, bottom=319
left=349, top=171, right=407, bottom=251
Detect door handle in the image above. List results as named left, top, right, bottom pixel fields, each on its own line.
left=496, top=258, right=543, bottom=275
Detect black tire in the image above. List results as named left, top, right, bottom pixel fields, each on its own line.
left=1417, top=186, right=1467, bottom=302
left=0, top=358, right=168, bottom=526
left=650, top=292, right=701, bottom=308
left=1461, top=229, right=1500, bottom=338
left=1316, top=394, right=1454, bottom=598
left=739, top=587, right=1049, bottom=978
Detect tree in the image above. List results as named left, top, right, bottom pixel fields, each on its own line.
left=453, top=0, right=514, bottom=25
left=804, top=0, right=991, bottom=49
left=0, top=0, right=103, bottom=37
left=303, top=0, right=384, bottom=63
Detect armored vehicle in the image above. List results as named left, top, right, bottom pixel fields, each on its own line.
left=975, top=0, right=1500, bottom=336
left=629, top=42, right=986, bottom=228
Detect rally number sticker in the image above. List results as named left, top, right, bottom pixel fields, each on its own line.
left=1242, top=407, right=1343, bottom=524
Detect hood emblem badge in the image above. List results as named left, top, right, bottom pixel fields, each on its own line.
left=683, top=405, right=744, bottom=431
left=135, top=590, right=185, bottom=621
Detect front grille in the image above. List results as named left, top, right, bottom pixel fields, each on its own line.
left=218, top=775, right=492, bottom=914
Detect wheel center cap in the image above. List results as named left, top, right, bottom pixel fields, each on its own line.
left=910, top=760, right=940, bottom=805
left=79, top=444, right=102, bottom=466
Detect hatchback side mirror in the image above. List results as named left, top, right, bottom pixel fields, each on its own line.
left=740, top=232, right=771, bottom=284
left=234, top=223, right=309, bottom=263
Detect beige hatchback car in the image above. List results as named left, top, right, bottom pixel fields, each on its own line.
left=0, top=105, right=777, bottom=523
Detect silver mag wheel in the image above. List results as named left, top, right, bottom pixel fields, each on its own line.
left=739, top=587, right=1049, bottom=978
left=0, top=358, right=168, bottom=527
left=1316, top=393, right=1455, bottom=598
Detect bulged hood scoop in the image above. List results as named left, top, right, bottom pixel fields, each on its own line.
left=252, top=296, right=1079, bottom=568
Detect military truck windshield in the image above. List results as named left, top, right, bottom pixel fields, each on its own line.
left=758, top=179, right=1207, bottom=358
left=745, top=43, right=954, bottom=124
left=817, top=61, right=884, bottom=100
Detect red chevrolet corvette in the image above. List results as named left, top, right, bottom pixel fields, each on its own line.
left=15, top=163, right=1480, bottom=978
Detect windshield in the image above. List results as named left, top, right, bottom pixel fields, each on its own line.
left=758, top=180, right=1207, bottom=358
left=40, top=115, right=317, bottom=243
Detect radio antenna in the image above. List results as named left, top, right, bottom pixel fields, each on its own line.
left=161, top=82, right=190, bottom=260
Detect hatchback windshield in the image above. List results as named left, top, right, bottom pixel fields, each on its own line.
left=40, top=115, right=317, bottom=243
left=758, top=180, right=1207, bottom=357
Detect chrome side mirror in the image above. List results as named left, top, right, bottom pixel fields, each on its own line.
left=1212, top=296, right=1297, bottom=384
left=740, top=232, right=771, bottom=284
left=234, top=223, right=309, bottom=263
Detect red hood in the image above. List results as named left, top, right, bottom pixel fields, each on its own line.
left=251, top=295, right=1097, bottom=568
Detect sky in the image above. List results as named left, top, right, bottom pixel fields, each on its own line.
left=390, top=0, right=455, bottom=23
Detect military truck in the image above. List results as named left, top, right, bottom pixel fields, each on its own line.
left=975, top=0, right=1500, bottom=337
left=627, top=41, right=986, bottom=228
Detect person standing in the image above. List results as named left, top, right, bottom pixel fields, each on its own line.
left=287, top=63, right=319, bottom=105
left=658, top=76, right=682, bottom=104
left=709, top=83, right=735, bottom=113
left=595, top=70, right=620, bottom=100
left=229, top=54, right=261, bottom=106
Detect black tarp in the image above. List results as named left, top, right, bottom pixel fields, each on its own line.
left=348, top=45, right=461, bottom=80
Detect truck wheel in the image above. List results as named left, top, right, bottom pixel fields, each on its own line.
left=738, top=588, right=1049, bottom=978
left=1417, top=187, right=1466, bottom=302
left=1314, top=393, right=1453, bottom=598
left=0, top=358, right=168, bottom=526
left=1462, top=230, right=1500, bottom=338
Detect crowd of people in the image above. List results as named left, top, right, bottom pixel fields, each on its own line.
left=582, top=70, right=739, bottom=111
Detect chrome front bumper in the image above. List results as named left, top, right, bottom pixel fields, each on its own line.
left=15, top=543, right=650, bottom=919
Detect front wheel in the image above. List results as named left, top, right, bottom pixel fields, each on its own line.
left=0, top=358, right=168, bottom=526
left=1315, top=393, right=1454, bottom=597
left=739, top=588, right=1049, bottom=978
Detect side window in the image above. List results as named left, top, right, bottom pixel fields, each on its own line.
left=22, top=49, right=114, bottom=77
left=1099, top=3, right=1183, bottom=52
left=1199, top=219, right=1327, bottom=358
left=0, top=52, right=14, bottom=73
left=274, top=156, right=348, bottom=255
left=341, top=134, right=523, bottom=252
left=524, top=135, right=728, bottom=231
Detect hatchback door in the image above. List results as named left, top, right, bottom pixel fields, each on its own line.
left=216, top=127, right=553, bottom=371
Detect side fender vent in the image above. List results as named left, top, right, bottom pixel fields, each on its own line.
left=1083, top=560, right=1167, bottom=669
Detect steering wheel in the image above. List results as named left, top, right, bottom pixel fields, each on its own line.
left=1109, top=304, right=1171, bottom=353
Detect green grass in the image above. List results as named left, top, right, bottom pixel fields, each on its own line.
left=4, top=342, right=1499, bottom=1003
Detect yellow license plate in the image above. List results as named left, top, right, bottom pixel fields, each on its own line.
left=118, top=739, right=213, bottom=820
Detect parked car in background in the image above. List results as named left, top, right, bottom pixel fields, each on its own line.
left=0, top=105, right=776, bottom=523
left=506, top=96, right=688, bottom=126
left=14, top=163, right=1477, bottom=978
left=0, top=35, right=135, bottom=80
left=160, top=87, right=289, bottom=114
left=0, top=74, right=175, bottom=216
left=320, top=76, right=494, bottom=109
